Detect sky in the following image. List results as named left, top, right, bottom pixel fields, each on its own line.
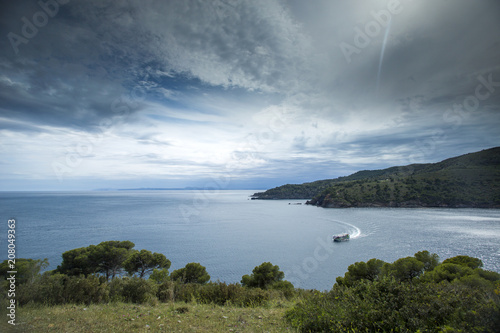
left=1, top=0, right=499, bottom=191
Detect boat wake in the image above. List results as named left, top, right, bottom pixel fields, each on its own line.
left=340, top=221, right=362, bottom=239
left=323, top=218, right=362, bottom=239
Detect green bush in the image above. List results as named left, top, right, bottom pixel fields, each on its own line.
left=286, top=255, right=500, bottom=333
left=156, top=281, right=175, bottom=302
left=17, top=272, right=67, bottom=306
left=241, top=262, right=285, bottom=289
left=234, top=287, right=270, bottom=307
left=382, top=256, right=425, bottom=282
left=171, top=263, right=210, bottom=284
left=149, top=268, right=170, bottom=284
left=442, top=255, right=483, bottom=269
left=120, top=277, right=158, bottom=304
left=167, top=281, right=272, bottom=307
left=0, top=258, right=49, bottom=287
left=108, top=277, right=125, bottom=302
left=17, top=273, right=109, bottom=306
left=475, top=268, right=500, bottom=282
left=173, top=282, right=201, bottom=303
left=424, top=263, right=474, bottom=283
left=62, top=275, right=109, bottom=305
left=269, top=280, right=295, bottom=299
left=195, top=281, right=240, bottom=305
left=336, top=258, right=385, bottom=287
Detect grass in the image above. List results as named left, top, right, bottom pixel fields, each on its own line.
left=3, top=301, right=298, bottom=333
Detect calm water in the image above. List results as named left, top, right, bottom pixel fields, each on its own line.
left=1, top=190, right=499, bottom=290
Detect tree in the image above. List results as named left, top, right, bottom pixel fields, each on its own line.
left=442, top=255, right=483, bottom=269
left=1, top=258, right=48, bottom=286
left=270, top=280, right=295, bottom=298
left=241, top=262, right=285, bottom=289
left=123, top=249, right=171, bottom=278
left=171, top=263, right=210, bottom=284
left=93, top=241, right=135, bottom=280
left=383, top=257, right=424, bottom=282
left=56, top=246, right=98, bottom=277
left=57, top=240, right=135, bottom=280
left=424, top=263, right=474, bottom=283
left=414, top=251, right=439, bottom=272
left=336, top=258, right=385, bottom=287
left=149, top=268, right=170, bottom=284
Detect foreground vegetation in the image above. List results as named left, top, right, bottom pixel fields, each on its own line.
left=1, top=241, right=499, bottom=332
left=2, top=302, right=295, bottom=332
left=252, top=146, right=500, bottom=208
left=287, top=253, right=500, bottom=332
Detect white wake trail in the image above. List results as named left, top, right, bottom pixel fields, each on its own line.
left=339, top=221, right=362, bottom=239
left=322, top=218, right=362, bottom=239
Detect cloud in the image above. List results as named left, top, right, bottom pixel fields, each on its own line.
left=0, top=0, right=499, bottom=189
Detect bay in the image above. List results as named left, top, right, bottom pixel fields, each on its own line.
left=1, top=190, right=499, bottom=290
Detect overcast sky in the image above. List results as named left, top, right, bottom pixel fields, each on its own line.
left=1, top=0, right=499, bottom=190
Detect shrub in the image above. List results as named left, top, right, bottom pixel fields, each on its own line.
left=168, top=281, right=272, bottom=307
left=286, top=256, right=500, bottom=333
left=336, top=258, right=385, bottom=287
left=63, top=275, right=109, bottom=305
left=108, top=277, right=125, bottom=302
left=120, top=277, right=158, bottom=304
left=149, top=268, right=170, bottom=284
left=234, top=287, right=270, bottom=307
left=171, top=263, right=210, bottom=284
left=157, top=281, right=175, bottom=302
left=424, top=263, right=474, bottom=283
left=195, top=281, right=240, bottom=305
left=382, top=257, right=425, bottom=282
left=442, top=255, right=483, bottom=269
left=241, top=262, right=285, bottom=289
left=17, top=272, right=67, bottom=306
left=173, top=282, right=201, bottom=303
left=0, top=258, right=49, bottom=287
left=414, top=250, right=440, bottom=271
left=270, top=280, right=295, bottom=299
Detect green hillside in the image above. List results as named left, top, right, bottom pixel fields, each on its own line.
left=251, top=147, right=500, bottom=208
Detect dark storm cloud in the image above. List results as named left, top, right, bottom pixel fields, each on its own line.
left=0, top=0, right=314, bottom=132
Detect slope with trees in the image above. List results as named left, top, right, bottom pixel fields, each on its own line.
left=252, top=147, right=500, bottom=208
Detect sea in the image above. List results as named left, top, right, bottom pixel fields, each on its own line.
left=1, top=190, right=499, bottom=291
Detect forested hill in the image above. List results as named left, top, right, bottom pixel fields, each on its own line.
left=251, top=147, right=500, bottom=208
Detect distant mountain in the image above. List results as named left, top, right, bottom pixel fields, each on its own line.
left=251, top=147, right=500, bottom=208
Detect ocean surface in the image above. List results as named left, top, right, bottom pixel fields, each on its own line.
left=1, top=190, right=499, bottom=290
